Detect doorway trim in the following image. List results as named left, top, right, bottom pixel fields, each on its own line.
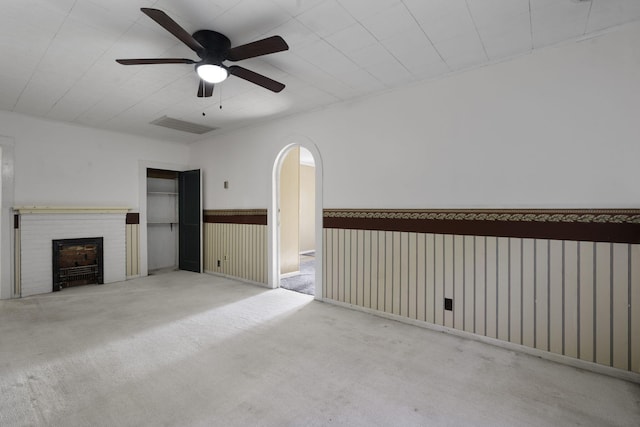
left=269, top=137, right=323, bottom=299
left=0, top=136, right=15, bottom=299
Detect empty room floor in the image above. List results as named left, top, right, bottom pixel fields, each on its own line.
left=0, top=272, right=638, bottom=426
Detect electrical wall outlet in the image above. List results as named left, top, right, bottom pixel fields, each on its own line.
left=217, top=260, right=221, bottom=267
left=444, top=298, right=453, bottom=311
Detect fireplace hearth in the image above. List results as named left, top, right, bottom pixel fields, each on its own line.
left=52, top=237, right=104, bottom=291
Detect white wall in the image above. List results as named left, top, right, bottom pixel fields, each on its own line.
left=0, top=111, right=190, bottom=208
left=0, top=111, right=190, bottom=298
left=189, top=21, right=640, bottom=210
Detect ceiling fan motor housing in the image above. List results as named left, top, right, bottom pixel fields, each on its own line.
left=193, top=30, right=231, bottom=65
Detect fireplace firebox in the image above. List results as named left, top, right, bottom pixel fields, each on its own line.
left=52, top=237, right=104, bottom=291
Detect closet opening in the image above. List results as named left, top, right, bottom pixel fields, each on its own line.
left=146, top=168, right=201, bottom=274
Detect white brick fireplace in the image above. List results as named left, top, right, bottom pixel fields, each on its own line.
left=14, top=207, right=128, bottom=297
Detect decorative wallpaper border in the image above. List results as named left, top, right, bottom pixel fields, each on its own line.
left=323, top=209, right=640, bottom=243
left=203, top=209, right=267, bottom=225
left=324, top=209, right=640, bottom=223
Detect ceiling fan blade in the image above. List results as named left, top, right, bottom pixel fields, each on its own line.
left=197, top=79, right=214, bottom=97
left=116, top=58, right=196, bottom=65
left=226, top=36, right=289, bottom=61
left=227, top=65, right=285, bottom=92
left=141, top=8, right=203, bottom=54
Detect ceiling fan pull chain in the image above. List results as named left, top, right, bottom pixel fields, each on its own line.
left=219, top=85, right=223, bottom=110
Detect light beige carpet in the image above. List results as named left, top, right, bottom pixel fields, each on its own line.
left=1, top=271, right=638, bottom=426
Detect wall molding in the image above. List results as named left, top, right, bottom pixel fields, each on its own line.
left=204, top=209, right=267, bottom=225
left=14, top=206, right=130, bottom=214
left=324, top=209, right=640, bottom=243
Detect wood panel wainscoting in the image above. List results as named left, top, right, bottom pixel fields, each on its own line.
left=323, top=209, right=640, bottom=376
left=204, top=210, right=268, bottom=285
left=126, top=213, right=140, bottom=278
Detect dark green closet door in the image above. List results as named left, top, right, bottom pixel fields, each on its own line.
left=179, top=169, right=201, bottom=272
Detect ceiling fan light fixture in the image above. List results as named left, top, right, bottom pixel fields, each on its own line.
left=116, top=9, right=289, bottom=95
left=196, top=63, right=228, bottom=83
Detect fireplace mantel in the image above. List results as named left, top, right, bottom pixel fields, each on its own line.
left=14, top=206, right=130, bottom=214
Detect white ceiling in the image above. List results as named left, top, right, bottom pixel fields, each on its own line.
left=1, top=0, right=639, bottom=143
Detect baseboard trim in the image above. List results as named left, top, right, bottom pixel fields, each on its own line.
left=204, top=270, right=271, bottom=289
left=321, top=298, right=640, bottom=385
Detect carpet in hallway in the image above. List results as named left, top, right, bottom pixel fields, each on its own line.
left=280, top=257, right=314, bottom=295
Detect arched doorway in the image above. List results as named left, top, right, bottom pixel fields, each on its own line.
left=269, top=140, right=323, bottom=299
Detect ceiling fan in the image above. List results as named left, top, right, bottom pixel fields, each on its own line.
left=116, top=8, right=289, bottom=97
